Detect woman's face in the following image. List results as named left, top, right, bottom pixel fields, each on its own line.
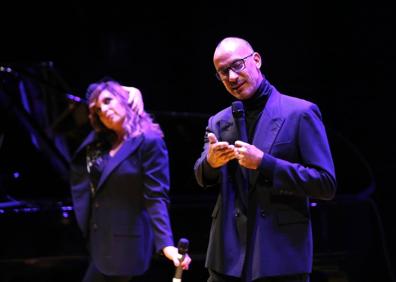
left=94, top=89, right=127, bottom=131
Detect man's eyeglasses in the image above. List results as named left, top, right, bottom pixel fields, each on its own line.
left=215, top=53, right=254, bottom=81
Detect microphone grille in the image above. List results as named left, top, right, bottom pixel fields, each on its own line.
left=177, top=238, right=189, bottom=254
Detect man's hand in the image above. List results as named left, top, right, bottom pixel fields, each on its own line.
left=206, top=133, right=237, bottom=168
left=235, top=140, right=264, bottom=169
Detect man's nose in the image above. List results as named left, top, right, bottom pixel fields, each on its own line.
left=228, top=69, right=239, bottom=81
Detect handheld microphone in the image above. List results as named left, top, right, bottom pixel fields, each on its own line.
left=172, top=238, right=189, bottom=282
left=232, top=101, right=248, bottom=142
left=232, top=101, right=250, bottom=182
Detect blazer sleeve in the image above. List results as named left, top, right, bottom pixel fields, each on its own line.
left=259, top=103, right=337, bottom=200
left=194, top=115, right=221, bottom=188
left=141, top=132, right=174, bottom=252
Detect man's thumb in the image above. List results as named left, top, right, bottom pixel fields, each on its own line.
left=207, top=133, right=218, bottom=144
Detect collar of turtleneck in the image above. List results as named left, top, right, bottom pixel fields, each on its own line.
left=242, top=78, right=272, bottom=111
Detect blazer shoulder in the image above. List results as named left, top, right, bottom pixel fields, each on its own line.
left=210, top=106, right=232, bottom=122
left=141, top=130, right=167, bottom=151
left=279, top=93, right=320, bottom=115
left=142, top=130, right=164, bottom=142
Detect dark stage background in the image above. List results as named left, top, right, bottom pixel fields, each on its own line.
left=1, top=2, right=395, bottom=282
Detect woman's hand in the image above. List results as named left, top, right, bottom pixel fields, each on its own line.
left=162, top=246, right=191, bottom=270
left=122, top=86, right=144, bottom=115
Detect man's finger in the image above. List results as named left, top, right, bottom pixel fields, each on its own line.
left=235, top=140, right=249, bottom=147
left=208, top=133, right=218, bottom=144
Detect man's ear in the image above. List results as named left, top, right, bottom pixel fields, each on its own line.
left=253, top=52, right=262, bottom=69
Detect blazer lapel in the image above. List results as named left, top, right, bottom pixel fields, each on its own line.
left=219, top=110, right=249, bottom=210
left=218, top=115, right=238, bottom=143
left=72, top=131, right=96, bottom=160
left=250, top=90, right=284, bottom=187
left=97, top=134, right=144, bottom=190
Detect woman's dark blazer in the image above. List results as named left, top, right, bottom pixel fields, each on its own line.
left=70, top=130, right=174, bottom=276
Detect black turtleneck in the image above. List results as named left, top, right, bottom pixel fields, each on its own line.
left=242, top=79, right=272, bottom=143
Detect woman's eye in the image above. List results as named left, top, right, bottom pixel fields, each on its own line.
left=104, top=97, right=112, bottom=104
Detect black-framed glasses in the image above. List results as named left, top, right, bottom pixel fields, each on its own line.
left=215, top=53, right=254, bottom=81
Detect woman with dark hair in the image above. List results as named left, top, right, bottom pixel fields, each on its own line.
left=70, top=80, right=190, bottom=282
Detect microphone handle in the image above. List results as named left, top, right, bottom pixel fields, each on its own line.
left=236, top=118, right=248, bottom=142
left=173, top=254, right=185, bottom=281
left=173, top=268, right=182, bottom=282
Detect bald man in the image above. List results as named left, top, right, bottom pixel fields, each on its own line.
left=194, top=37, right=336, bottom=282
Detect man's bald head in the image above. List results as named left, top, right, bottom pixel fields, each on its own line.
left=214, top=37, right=254, bottom=58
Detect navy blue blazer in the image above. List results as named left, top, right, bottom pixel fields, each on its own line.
left=194, top=86, right=336, bottom=280
left=70, top=130, right=174, bottom=276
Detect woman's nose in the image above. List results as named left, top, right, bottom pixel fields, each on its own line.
left=100, top=104, right=108, bottom=113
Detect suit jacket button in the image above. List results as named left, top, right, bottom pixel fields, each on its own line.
left=260, top=210, right=267, bottom=217
left=94, top=202, right=100, bottom=208
left=92, top=223, right=98, bottom=230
